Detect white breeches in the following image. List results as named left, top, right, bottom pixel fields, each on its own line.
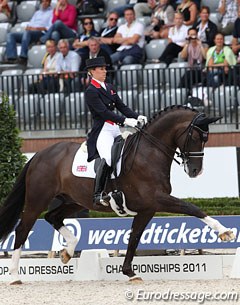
left=96, top=122, right=121, bottom=166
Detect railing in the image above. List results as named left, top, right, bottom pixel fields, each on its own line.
left=1, top=65, right=240, bottom=133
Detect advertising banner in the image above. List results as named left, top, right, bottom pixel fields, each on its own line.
left=0, top=216, right=239, bottom=252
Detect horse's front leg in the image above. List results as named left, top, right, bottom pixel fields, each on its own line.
left=122, top=211, right=155, bottom=282
left=155, top=192, right=235, bottom=241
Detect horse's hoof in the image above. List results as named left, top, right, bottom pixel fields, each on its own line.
left=60, top=249, right=71, bottom=264
left=10, top=280, right=22, bottom=285
left=129, top=276, right=143, bottom=283
left=219, top=230, right=235, bottom=242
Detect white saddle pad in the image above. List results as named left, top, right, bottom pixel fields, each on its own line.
left=72, top=142, right=122, bottom=179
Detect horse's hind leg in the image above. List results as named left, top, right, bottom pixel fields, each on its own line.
left=45, top=200, right=83, bottom=264
left=10, top=209, right=42, bottom=284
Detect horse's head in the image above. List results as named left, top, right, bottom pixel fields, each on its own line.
left=176, top=113, right=221, bottom=178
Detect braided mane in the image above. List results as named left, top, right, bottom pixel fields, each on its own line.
left=122, top=105, right=199, bottom=171
left=145, top=105, right=198, bottom=129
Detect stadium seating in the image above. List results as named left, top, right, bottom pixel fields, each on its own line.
left=116, top=64, right=143, bottom=90
left=27, top=45, right=46, bottom=68
left=16, top=1, right=37, bottom=22
left=145, top=39, right=168, bottom=61
left=166, top=62, right=190, bottom=88
left=143, top=63, right=167, bottom=89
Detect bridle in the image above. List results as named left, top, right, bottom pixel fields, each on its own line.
left=135, top=113, right=209, bottom=166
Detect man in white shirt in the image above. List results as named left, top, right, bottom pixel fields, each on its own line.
left=159, top=12, right=188, bottom=65
left=4, top=0, right=53, bottom=65
left=111, top=7, right=145, bottom=66
left=56, top=39, right=81, bottom=93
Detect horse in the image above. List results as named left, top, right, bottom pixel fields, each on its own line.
left=0, top=105, right=235, bottom=284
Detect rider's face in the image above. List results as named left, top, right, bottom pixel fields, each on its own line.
left=90, top=66, right=107, bottom=82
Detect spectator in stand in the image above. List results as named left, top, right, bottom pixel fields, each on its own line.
left=40, top=0, right=77, bottom=44
left=76, top=0, right=105, bottom=16
left=134, top=0, right=158, bottom=18
left=206, top=33, right=237, bottom=88
left=179, top=27, right=206, bottom=95
left=217, top=0, right=238, bottom=36
left=113, top=0, right=147, bottom=17
left=72, top=17, right=99, bottom=57
left=159, top=12, right=188, bottom=65
left=80, top=37, right=113, bottom=86
left=98, top=12, right=120, bottom=55
left=0, top=0, right=11, bottom=22
left=231, top=5, right=240, bottom=55
left=56, top=39, right=81, bottom=93
left=193, top=6, right=218, bottom=50
left=169, top=0, right=200, bottom=11
left=29, top=39, right=59, bottom=94
left=111, top=7, right=145, bottom=66
left=176, top=0, right=198, bottom=27
left=3, top=0, right=53, bottom=65
left=144, top=0, right=175, bottom=41
left=38, top=40, right=60, bottom=94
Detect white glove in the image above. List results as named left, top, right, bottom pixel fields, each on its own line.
left=137, top=115, right=148, bottom=124
left=124, top=118, right=139, bottom=128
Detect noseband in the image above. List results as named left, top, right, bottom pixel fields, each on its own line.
left=136, top=113, right=208, bottom=166
left=178, top=113, right=209, bottom=164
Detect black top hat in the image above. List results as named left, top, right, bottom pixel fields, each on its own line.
left=85, top=56, right=107, bottom=70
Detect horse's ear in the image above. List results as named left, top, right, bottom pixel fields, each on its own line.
left=195, top=115, right=222, bottom=126
left=206, top=116, right=222, bottom=124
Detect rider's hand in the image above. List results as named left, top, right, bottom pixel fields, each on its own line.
left=124, top=118, right=139, bottom=128
left=137, top=115, right=148, bottom=125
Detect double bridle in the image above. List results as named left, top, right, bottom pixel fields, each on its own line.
left=135, top=113, right=209, bottom=166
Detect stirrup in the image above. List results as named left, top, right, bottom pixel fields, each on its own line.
left=93, top=192, right=110, bottom=207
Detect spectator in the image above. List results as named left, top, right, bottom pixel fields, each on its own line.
left=176, top=0, right=198, bottom=27
left=40, top=0, right=77, bottom=44
left=80, top=37, right=113, bottom=85
left=217, top=0, right=238, bottom=36
left=231, top=5, right=240, bottom=55
left=72, top=17, right=99, bottom=57
left=206, top=33, right=237, bottom=88
left=193, top=6, right=218, bottom=50
left=3, top=0, right=53, bottom=65
left=159, top=12, right=188, bottom=65
left=98, top=12, right=120, bottom=55
left=134, top=0, right=158, bottom=18
left=111, top=7, right=145, bottom=66
left=38, top=39, right=60, bottom=94
left=179, top=27, right=206, bottom=95
left=56, top=39, right=81, bottom=93
left=76, top=0, right=105, bottom=15
left=145, top=0, right=175, bottom=41
left=170, top=0, right=200, bottom=11
left=0, top=0, right=11, bottom=22
left=113, top=0, right=147, bottom=17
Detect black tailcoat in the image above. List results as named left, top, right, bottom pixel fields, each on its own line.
left=85, top=79, right=138, bottom=162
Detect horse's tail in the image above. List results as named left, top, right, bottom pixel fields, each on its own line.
left=0, top=158, right=33, bottom=242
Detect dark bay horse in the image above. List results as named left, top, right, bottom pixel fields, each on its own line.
left=0, top=106, right=235, bottom=284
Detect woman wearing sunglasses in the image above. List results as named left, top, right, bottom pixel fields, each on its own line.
left=73, top=17, right=99, bottom=57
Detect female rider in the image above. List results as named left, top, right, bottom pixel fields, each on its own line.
left=85, top=56, right=147, bottom=208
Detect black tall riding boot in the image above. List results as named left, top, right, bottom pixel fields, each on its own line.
left=93, top=158, right=111, bottom=208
